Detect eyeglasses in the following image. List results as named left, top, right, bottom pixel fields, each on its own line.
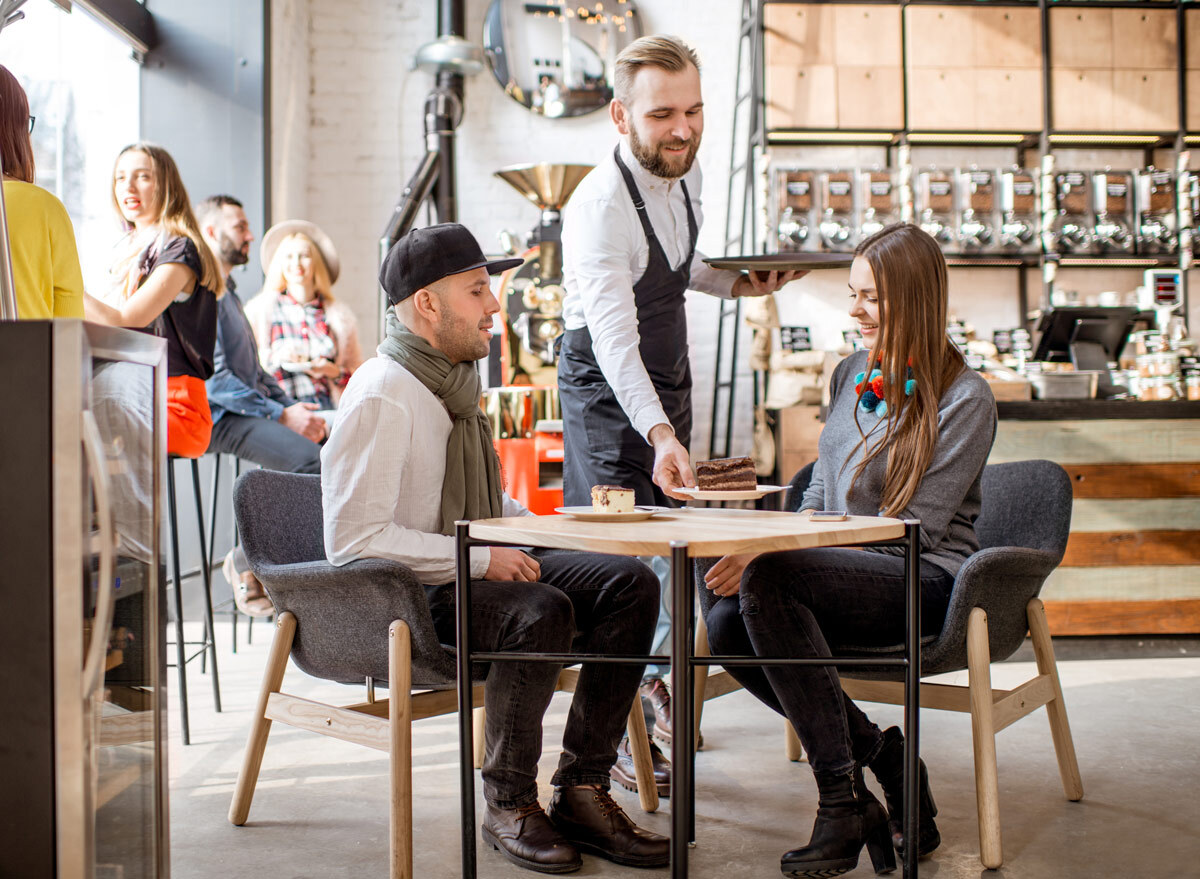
left=27, top=116, right=35, bottom=134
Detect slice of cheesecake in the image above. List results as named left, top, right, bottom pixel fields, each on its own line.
left=591, top=484, right=635, bottom=513
left=695, top=456, right=757, bottom=491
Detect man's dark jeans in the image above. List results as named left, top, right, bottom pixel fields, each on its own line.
left=208, top=412, right=321, bottom=473
left=426, top=548, right=659, bottom=809
left=703, top=547, right=954, bottom=775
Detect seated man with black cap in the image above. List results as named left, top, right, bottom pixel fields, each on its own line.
left=322, top=223, right=669, bottom=874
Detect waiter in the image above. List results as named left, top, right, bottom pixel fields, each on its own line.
left=558, top=34, right=799, bottom=780
left=560, top=34, right=798, bottom=508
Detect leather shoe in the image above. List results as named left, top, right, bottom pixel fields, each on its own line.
left=223, top=550, right=274, bottom=618
left=481, top=802, right=581, bottom=874
left=640, top=678, right=672, bottom=744
left=609, top=734, right=670, bottom=797
left=547, top=785, right=669, bottom=868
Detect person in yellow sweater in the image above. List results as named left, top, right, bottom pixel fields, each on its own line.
left=0, top=64, right=84, bottom=319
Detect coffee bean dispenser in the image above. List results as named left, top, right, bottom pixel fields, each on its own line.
left=1092, top=170, right=1134, bottom=254
left=859, top=169, right=899, bottom=241
left=917, top=168, right=957, bottom=252
left=958, top=168, right=997, bottom=253
left=999, top=168, right=1039, bottom=254
left=819, top=170, right=857, bottom=252
left=1051, top=171, right=1094, bottom=254
left=1136, top=168, right=1177, bottom=255
left=775, top=170, right=816, bottom=253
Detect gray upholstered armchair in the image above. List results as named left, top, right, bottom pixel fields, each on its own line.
left=225, top=470, right=660, bottom=879
left=693, top=459, right=1084, bottom=870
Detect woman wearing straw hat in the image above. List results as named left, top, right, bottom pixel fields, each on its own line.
left=245, top=220, right=363, bottom=424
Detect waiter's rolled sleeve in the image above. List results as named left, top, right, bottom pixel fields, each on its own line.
left=689, top=252, right=739, bottom=299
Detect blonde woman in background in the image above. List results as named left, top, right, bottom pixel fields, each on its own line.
left=244, top=221, right=362, bottom=425
left=84, top=142, right=224, bottom=458
left=0, top=64, right=85, bottom=319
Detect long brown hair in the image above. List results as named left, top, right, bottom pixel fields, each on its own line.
left=0, top=64, right=35, bottom=183
left=850, top=223, right=964, bottom=517
left=111, top=142, right=224, bottom=297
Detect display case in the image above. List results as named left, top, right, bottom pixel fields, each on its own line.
left=0, top=320, right=169, bottom=879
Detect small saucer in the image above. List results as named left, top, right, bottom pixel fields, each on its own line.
left=554, top=506, right=664, bottom=522
left=674, top=485, right=787, bottom=501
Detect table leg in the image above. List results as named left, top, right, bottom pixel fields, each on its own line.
left=455, top=522, right=477, bottom=879
left=669, top=541, right=691, bottom=878
left=903, top=520, right=921, bottom=879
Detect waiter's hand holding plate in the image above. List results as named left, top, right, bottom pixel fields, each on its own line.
left=649, top=422, right=696, bottom=501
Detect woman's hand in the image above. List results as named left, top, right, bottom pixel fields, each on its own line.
left=703, top=552, right=761, bottom=598
left=306, top=358, right=341, bottom=380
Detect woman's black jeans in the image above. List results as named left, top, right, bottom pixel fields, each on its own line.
left=702, top=547, right=954, bottom=776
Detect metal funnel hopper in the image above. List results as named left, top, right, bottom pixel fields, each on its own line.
left=494, top=163, right=594, bottom=212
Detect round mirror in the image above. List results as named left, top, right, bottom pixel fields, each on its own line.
left=483, top=0, right=643, bottom=118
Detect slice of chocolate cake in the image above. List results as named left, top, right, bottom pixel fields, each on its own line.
left=695, top=456, right=757, bottom=491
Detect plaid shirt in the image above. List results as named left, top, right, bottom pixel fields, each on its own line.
left=260, top=291, right=342, bottom=406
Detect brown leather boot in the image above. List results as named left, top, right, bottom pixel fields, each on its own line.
left=609, top=734, right=670, bottom=797
left=481, top=802, right=581, bottom=874
left=640, top=677, right=672, bottom=744
left=547, top=785, right=669, bottom=868
left=223, top=550, right=274, bottom=618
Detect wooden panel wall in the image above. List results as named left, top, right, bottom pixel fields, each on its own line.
left=763, top=3, right=1200, bottom=134
left=991, top=419, right=1200, bottom=636
left=764, top=3, right=902, bottom=129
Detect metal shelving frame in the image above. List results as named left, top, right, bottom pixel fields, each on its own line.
left=714, top=0, right=1196, bottom=445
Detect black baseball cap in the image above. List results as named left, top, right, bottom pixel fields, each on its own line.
left=380, top=223, right=523, bottom=305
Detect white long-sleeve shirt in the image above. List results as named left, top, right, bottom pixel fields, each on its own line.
left=321, top=356, right=531, bottom=584
left=561, top=138, right=740, bottom=442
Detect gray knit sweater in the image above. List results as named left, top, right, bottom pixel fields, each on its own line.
left=800, top=349, right=997, bottom=576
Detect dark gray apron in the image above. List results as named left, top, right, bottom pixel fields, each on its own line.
left=558, top=145, right=698, bottom=507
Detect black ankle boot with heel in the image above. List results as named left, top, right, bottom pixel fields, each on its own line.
left=867, top=726, right=941, bottom=858
left=780, top=767, right=896, bottom=878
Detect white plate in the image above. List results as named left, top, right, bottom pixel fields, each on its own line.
left=279, top=361, right=315, bottom=374
left=674, top=485, right=788, bottom=501
left=554, top=506, right=665, bottom=522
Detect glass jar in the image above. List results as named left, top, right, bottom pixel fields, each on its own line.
left=1186, top=372, right=1200, bottom=401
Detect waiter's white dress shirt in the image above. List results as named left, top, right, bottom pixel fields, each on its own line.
left=322, top=355, right=530, bottom=585
left=561, top=138, right=740, bottom=442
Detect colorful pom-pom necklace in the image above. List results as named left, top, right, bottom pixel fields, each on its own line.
left=854, top=356, right=915, bottom=418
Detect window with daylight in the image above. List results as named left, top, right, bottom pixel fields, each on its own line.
left=4, top=0, right=140, bottom=294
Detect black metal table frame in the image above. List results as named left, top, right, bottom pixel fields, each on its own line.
left=454, top=519, right=923, bottom=879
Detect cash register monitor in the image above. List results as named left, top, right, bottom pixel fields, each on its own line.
left=1031, top=306, right=1137, bottom=364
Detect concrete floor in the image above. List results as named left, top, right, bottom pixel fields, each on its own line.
left=167, top=618, right=1200, bottom=879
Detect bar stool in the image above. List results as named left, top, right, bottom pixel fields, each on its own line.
left=208, top=452, right=268, bottom=652
left=166, top=454, right=222, bottom=745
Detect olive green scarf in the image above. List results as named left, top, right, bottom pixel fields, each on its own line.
left=378, top=309, right=505, bottom=534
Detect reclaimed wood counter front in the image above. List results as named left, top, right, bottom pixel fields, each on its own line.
left=989, top=405, right=1200, bottom=636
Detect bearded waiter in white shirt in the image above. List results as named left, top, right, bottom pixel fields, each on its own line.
left=559, top=35, right=797, bottom=509
left=558, top=35, right=798, bottom=768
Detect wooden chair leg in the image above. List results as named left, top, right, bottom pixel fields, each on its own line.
left=389, top=621, right=413, bottom=879
left=228, top=612, right=296, bottom=825
left=1027, top=598, right=1084, bottom=802
left=472, top=706, right=486, bottom=770
left=693, top=615, right=709, bottom=750
left=625, top=695, right=659, bottom=813
left=784, top=722, right=804, bottom=762
left=967, top=607, right=1003, bottom=870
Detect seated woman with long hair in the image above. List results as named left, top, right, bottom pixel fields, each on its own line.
left=0, top=63, right=85, bottom=319
left=244, top=221, right=362, bottom=424
left=84, top=143, right=224, bottom=458
left=701, top=223, right=997, bottom=878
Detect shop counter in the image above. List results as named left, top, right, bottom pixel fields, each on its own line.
left=990, top=399, right=1200, bottom=636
